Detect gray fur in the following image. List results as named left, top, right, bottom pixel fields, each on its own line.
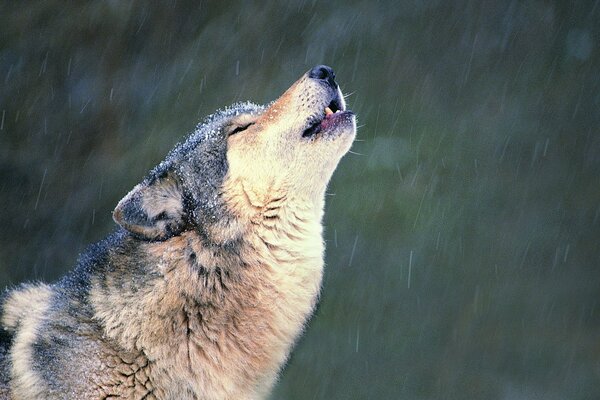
left=115, top=102, right=264, bottom=241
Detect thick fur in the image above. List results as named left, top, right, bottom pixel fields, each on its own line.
left=0, top=66, right=356, bottom=399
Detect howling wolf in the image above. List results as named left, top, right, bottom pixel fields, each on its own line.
left=0, top=65, right=356, bottom=399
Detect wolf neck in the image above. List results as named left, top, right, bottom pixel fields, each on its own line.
left=220, top=177, right=327, bottom=282
left=251, top=193, right=325, bottom=268
left=90, top=194, right=326, bottom=397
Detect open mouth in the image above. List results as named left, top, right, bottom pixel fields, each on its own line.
left=302, top=96, right=352, bottom=138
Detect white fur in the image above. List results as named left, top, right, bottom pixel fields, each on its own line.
left=3, top=284, right=53, bottom=399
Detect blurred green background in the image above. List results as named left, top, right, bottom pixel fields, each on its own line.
left=1, top=1, right=599, bottom=399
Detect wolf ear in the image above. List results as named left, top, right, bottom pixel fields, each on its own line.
left=113, top=173, right=187, bottom=241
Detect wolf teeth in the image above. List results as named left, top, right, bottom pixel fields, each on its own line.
left=325, top=107, right=333, bottom=115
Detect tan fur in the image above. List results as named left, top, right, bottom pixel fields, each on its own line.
left=89, top=198, right=324, bottom=399
left=226, top=74, right=352, bottom=207
left=1, top=66, right=355, bottom=399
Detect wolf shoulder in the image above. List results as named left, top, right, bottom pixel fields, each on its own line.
left=0, top=231, right=152, bottom=399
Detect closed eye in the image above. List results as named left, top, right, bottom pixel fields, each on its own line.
left=228, top=122, right=254, bottom=136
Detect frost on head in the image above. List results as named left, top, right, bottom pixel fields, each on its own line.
left=112, top=102, right=264, bottom=241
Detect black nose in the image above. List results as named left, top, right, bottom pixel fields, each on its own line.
left=308, top=65, right=337, bottom=88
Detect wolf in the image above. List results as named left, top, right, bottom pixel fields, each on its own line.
left=0, top=65, right=355, bottom=399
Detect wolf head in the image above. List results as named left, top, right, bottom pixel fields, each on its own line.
left=113, top=65, right=356, bottom=243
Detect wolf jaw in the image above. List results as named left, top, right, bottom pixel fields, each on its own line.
left=300, top=75, right=352, bottom=139
left=0, top=65, right=356, bottom=400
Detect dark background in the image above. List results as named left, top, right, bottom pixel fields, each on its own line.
left=1, top=1, right=599, bottom=399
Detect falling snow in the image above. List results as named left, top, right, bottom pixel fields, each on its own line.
left=0, top=2, right=599, bottom=399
